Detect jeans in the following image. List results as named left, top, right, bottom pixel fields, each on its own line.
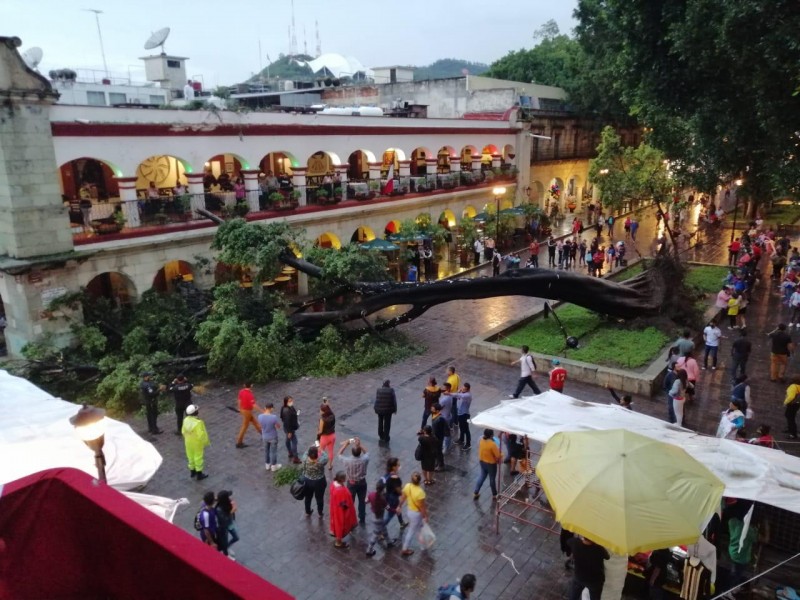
left=303, top=477, right=327, bottom=515
left=443, top=434, right=452, bottom=454
left=175, top=401, right=189, bottom=434
left=264, top=439, right=278, bottom=466
left=513, top=376, right=541, bottom=397
left=347, top=479, right=367, bottom=523
left=383, top=494, right=406, bottom=528
left=667, top=394, right=676, bottom=423
left=530, top=254, right=539, bottom=267
left=368, top=514, right=389, bottom=548
left=703, top=345, right=718, bottom=368
left=548, top=251, right=555, bottom=267
left=457, top=413, right=471, bottom=446
left=435, top=440, right=445, bottom=468
left=285, top=431, right=298, bottom=459
left=786, top=402, right=799, bottom=436
left=145, top=398, right=159, bottom=433
left=568, top=578, right=603, bottom=600
left=377, top=413, right=393, bottom=441
left=731, top=354, right=748, bottom=379
left=474, top=461, right=498, bottom=496
left=236, top=409, right=261, bottom=445
left=402, top=509, right=424, bottom=551
left=420, top=409, right=431, bottom=431
left=672, top=397, right=685, bottom=427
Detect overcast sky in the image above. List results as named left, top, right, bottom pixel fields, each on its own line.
left=2, top=0, right=577, bottom=87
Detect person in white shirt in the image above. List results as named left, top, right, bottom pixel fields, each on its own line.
left=473, top=238, right=484, bottom=266
left=509, top=345, right=541, bottom=398
left=702, top=320, right=722, bottom=370
left=790, top=288, right=800, bottom=327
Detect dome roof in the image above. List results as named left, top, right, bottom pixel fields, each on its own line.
left=300, top=53, right=372, bottom=79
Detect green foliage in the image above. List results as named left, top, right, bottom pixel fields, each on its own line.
left=575, top=0, right=800, bottom=203
left=685, top=266, right=730, bottom=295
left=211, top=86, right=231, bottom=99
left=248, top=54, right=314, bottom=82
left=413, top=58, right=489, bottom=81
left=304, top=244, right=390, bottom=297
left=763, top=201, right=800, bottom=226
left=501, top=304, right=602, bottom=355
left=273, top=465, right=301, bottom=487
left=458, top=218, right=479, bottom=250
left=589, top=127, right=672, bottom=212
left=212, top=219, right=304, bottom=282
left=570, top=327, right=669, bottom=369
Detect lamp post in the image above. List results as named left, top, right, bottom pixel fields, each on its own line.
left=730, top=179, right=744, bottom=243
left=70, top=404, right=108, bottom=483
left=493, top=185, right=507, bottom=250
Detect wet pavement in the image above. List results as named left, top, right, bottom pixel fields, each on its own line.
left=136, top=207, right=800, bottom=599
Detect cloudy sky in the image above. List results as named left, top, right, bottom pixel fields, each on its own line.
left=2, top=0, right=577, bottom=87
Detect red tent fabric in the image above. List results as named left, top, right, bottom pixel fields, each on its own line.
left=0, top=468, right=293, bottom=600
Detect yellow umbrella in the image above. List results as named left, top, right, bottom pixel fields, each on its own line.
left=536, top=429, right=724, bottom=555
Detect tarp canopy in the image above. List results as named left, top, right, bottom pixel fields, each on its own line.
left=0, top=468, right=294, bottom=600
left=0, top=369, right=161, bottom=490
left=471, top=391, right=800, bottom=516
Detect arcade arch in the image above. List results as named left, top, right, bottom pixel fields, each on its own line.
left=135, top=154, right=191, bottom=195
left=259, top=151, right=297, bottom=177
left=152, top=260, right=194, bottom=293
left=410, top=147, right=432, bottom=176
left=85, top=272, right=136, bottom=308
left=351, top=226, right=376, bottom=244
left=316, top=232, right=342, bottom=249
left=347, top=149, right=375, bottom=181
left=58, top=157, right=122, bottom=201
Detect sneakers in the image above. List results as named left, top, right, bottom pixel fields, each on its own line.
left=196, top=472, right=208, bottom=480
left=462, top=445, right=472, bottom=451
left=507, top=394, right=517, bottom=399
left=702, top=366, right=707, bottom=370
left=366, top=548, right=376, bottom=557
left=473, top=492, right=480, bottom=500
left=399, top=521, right=409, bottom=530
left=271, top=464, right=282, bottom=471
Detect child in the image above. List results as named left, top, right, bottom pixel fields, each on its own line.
left=366, top=479, right=395, bottom=556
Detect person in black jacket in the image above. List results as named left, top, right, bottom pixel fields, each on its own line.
left=280, top=396, right=301, bottom=464
left=374, top=380, right=398, bottom=443
left=567, top=536, right=609, bottom=600
left=168, top=374, right=193, bottom=434
left=140, top=372, right=162, bottom=435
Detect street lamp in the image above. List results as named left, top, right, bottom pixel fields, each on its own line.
left=493, top=186, right=507, bottom=250
left=730, top=178, right=744, bottom=243
left=70, top=404, right=108, bottom=483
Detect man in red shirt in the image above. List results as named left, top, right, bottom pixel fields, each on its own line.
left=728, top=238, right=741, bottom=266
left=528, top=240, right=539, bottom=268
left=549, top=359, right=567, bottom=392
left=236, top=382, right=262, bottom=448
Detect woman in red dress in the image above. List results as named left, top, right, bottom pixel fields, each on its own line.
left=330, top=471, right=358, bottom=548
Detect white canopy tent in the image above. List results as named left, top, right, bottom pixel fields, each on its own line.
left=471, top=390, right=800, bottom=516
left=0, top=370, right=182, bottom=519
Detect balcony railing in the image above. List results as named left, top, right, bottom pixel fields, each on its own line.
left=70, top=170, right=519, bottom=243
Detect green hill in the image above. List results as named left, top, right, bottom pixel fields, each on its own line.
left=413, top=59, right=489, bottom=81
left=248, top=54, right=315, bottom=82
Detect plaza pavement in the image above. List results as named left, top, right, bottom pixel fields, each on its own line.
left=137, top=209, right=800, bottom=599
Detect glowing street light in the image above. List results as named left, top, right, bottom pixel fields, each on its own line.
left=492, top=186, right=507, bottom=251
left=70, top=404, right=108, bottom=483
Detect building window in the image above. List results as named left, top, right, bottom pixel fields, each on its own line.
left=149, top=95, right=164, bottom=105
left=167, top=59, right=181, bottom=68
left=109, top=92, right=127, bottom=105
left=86, top=91, right=106, bottom=106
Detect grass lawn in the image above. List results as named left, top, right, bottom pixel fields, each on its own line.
left=608, top=260, right=648, bottom=282
left=499, top=262, right=720, bottom=368
left=765, top=202, right=800, bottom=225
left=685, top=265, right=730, bottom=294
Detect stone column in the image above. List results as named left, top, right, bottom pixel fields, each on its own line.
left=491, top=153, right=502, bottom=170
left=426, top=158, right=438, bottom=177
left=471, top=155, right=482, bottom=173
left=334, top=164, right=348, bottom=200
left=115, top=177, right=141, bottom=228
left=449, top=158, right=462, bottom=173
left=399, top=160, right=411, bottom=177
left=186, top=173, right=206, bottom=217
left=241, top=169, right=260, bottom=212
left=292, top=167, right=307, bottom=206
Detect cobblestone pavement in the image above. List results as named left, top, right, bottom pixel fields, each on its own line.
left=136, top=208, right=800, bottom=599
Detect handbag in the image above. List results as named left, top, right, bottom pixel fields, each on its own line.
left=290, top=476, right=307, bottom=501
left=414, top=442, right=423, bottom=461
left=417, top=522, right=436, bottom=549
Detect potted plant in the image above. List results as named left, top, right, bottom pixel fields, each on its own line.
left=368, top=180, right=380, bottom=198
left=458, top=218, right=479, bottom=267
left=234, top=200, right=249, bottom=217
left=333, top=186, right=343, bottom=202
left=269, top=191, right=284, bottom=208
left=461, top=172, right=476, bottom=186
left=442, top=174, right=456, bottom=190
left=113, top=210, right=126, bottom=230
left=316, top=188, right=330, bottom=204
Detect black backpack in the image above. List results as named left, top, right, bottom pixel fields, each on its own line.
left=193, top=506, right=207, bottom=531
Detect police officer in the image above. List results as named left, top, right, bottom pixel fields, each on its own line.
left=169, top=374, right=194, bottom=435
left=140, top=372, right=162, bottom=435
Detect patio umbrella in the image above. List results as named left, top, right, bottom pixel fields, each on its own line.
left=536, top=429, right=724, bottom=555
left=359, top=238, right=399, bottom=251
left=500, top=206, right=525, bottom=216
left=472, top=212, right=489, bottom=222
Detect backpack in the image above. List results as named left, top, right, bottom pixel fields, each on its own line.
left=415, top=442, right=423, bottom=461
left=193, top=506, right=206, bottom=531
left=436, top=583, right=463, bottom=600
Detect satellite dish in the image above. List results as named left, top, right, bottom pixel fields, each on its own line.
left=22, top=47, right=44, bottom=70
left=144, top=27, right=170, bottom=52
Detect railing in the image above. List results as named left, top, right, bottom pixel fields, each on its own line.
left=71, top=175, right=519, bottom=240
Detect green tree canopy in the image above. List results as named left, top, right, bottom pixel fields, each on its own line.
left=575, top=0, right=800, bottom=204
left=413, top=59, right=489, bottom=81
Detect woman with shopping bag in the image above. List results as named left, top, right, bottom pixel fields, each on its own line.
left=399, top=472, right=432, bottom=556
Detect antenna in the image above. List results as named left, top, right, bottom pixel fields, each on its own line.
left=22, top=47, right=44, bottom=71
left=83, top=9, right=109, bottom=77
left=290, top=0, right=297, bottom=56
left=315, top=20, right=321, bottom=56
left=303, top=25, right=307, bottom=56
left=144, top=27, right=171, bottom=54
